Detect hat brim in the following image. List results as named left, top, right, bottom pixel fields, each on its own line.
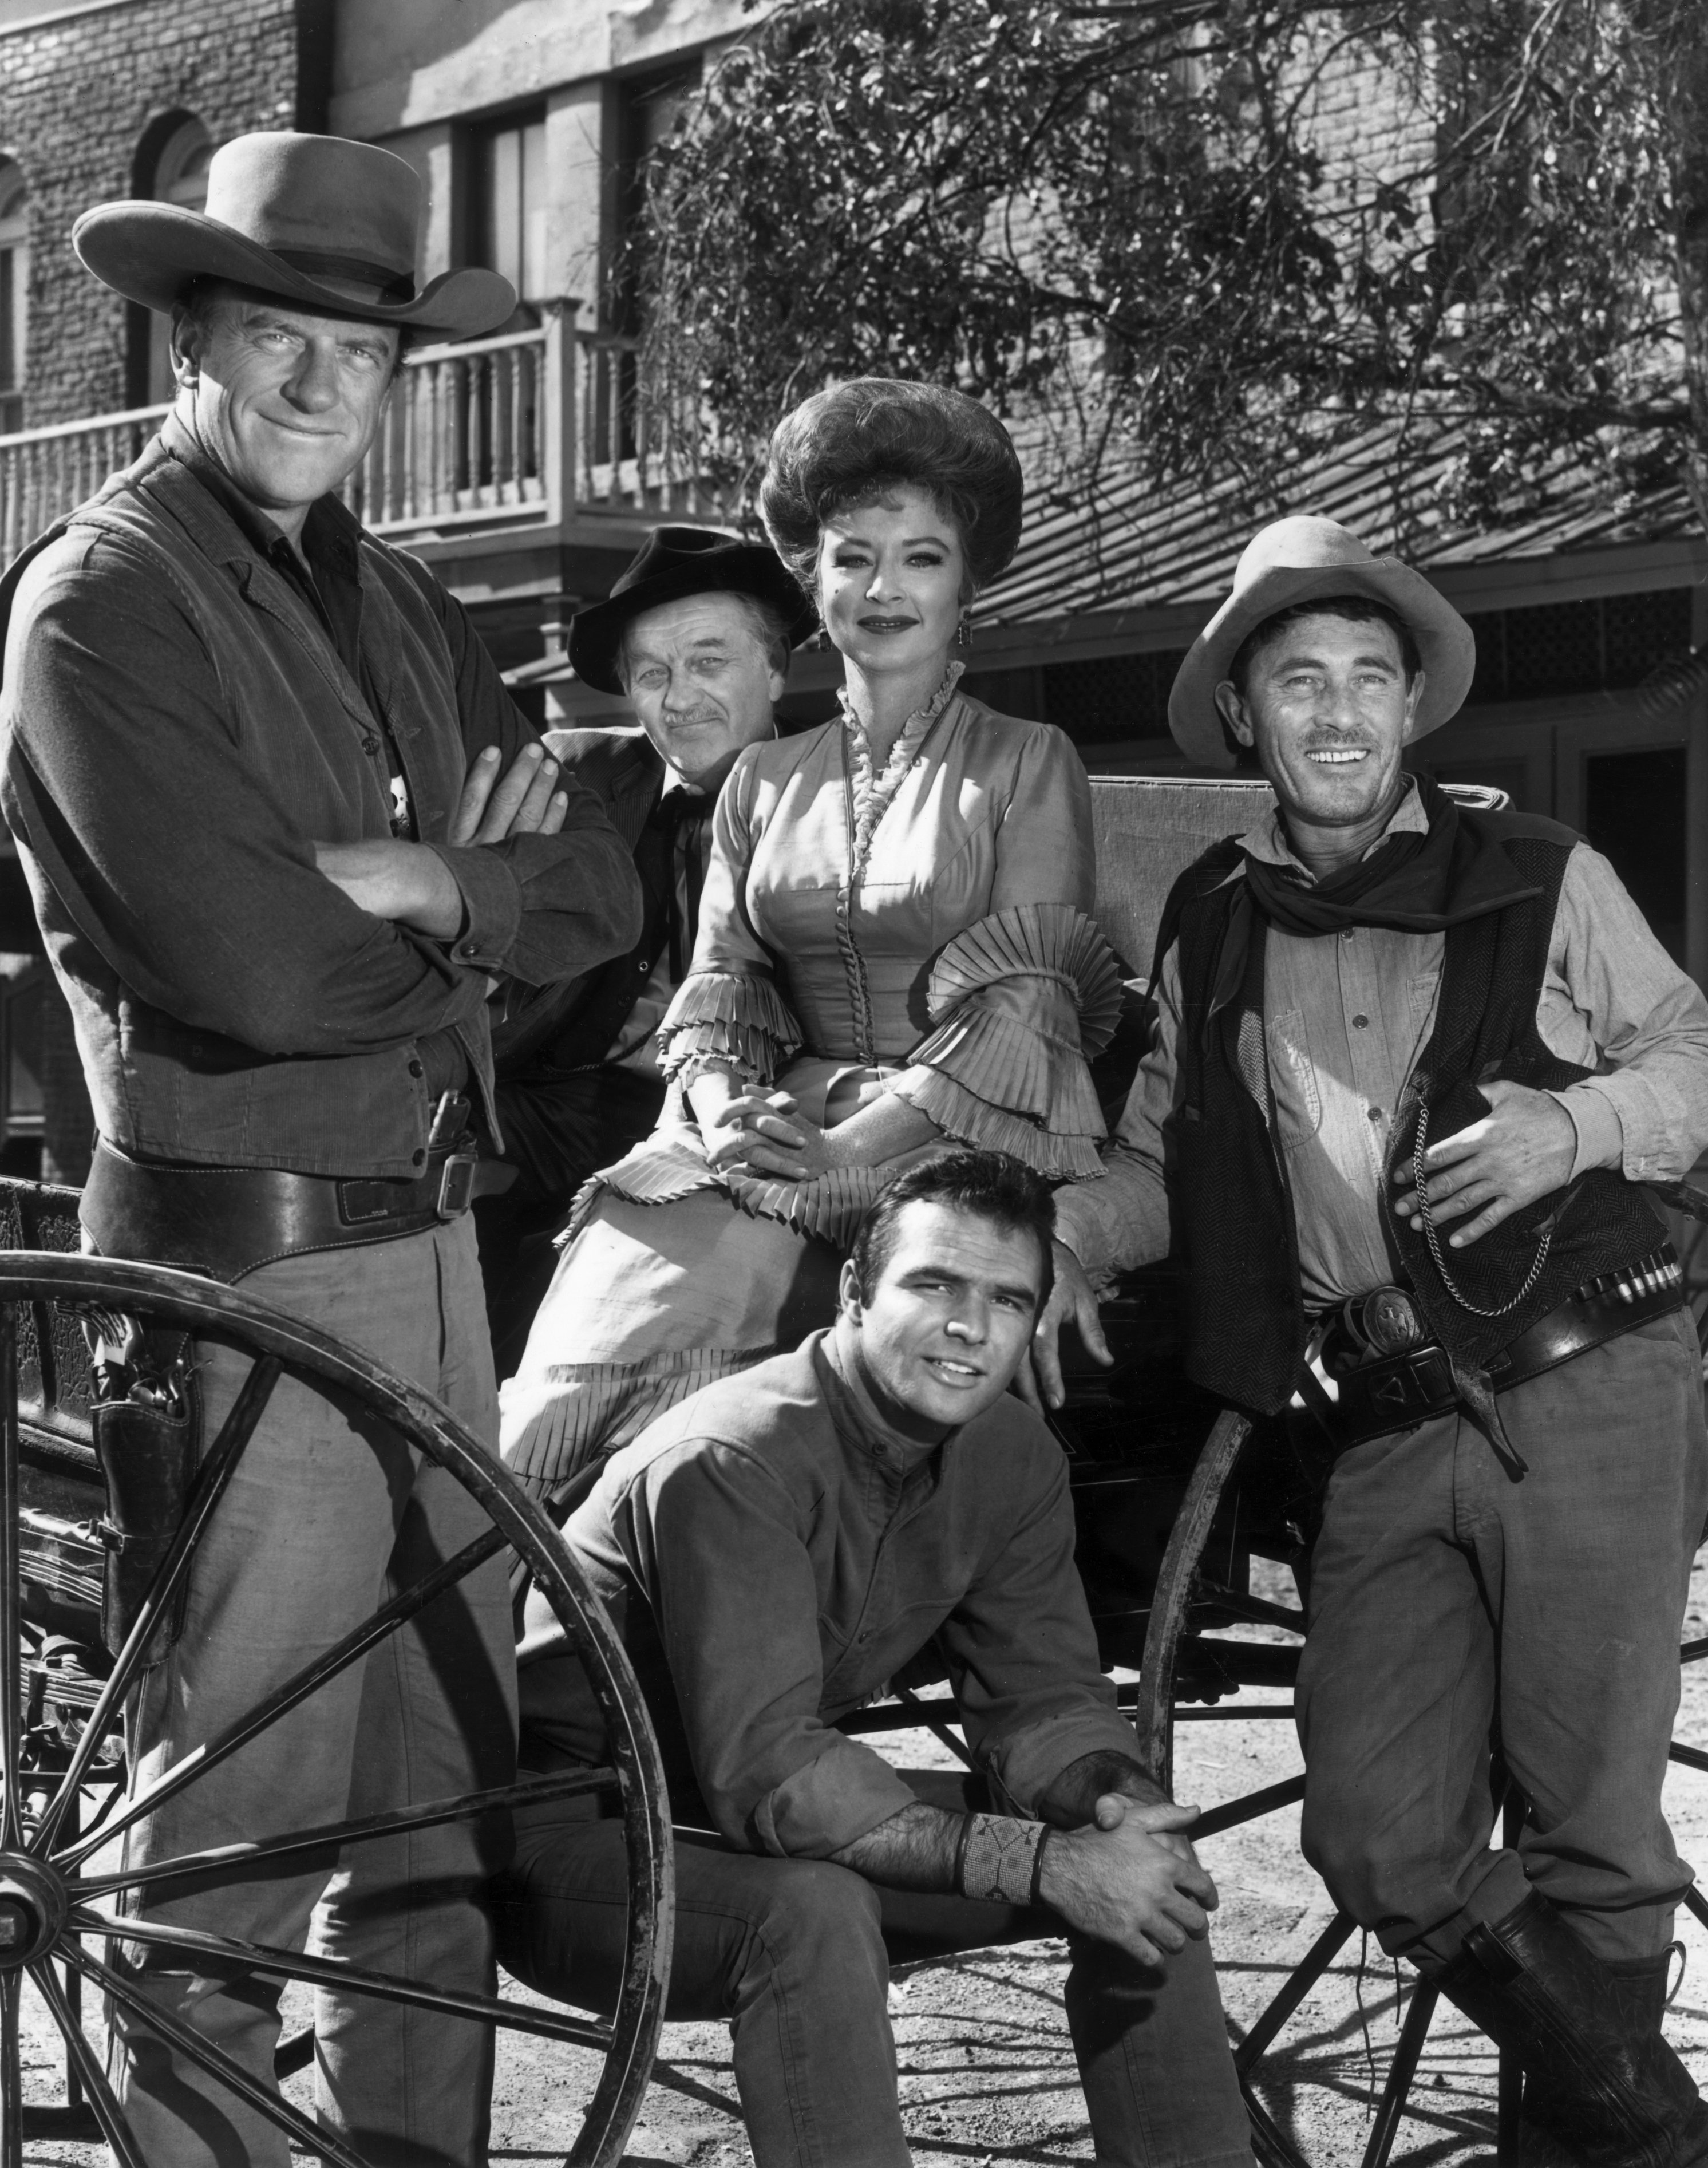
left=1167, top=560, right=1477, bottom=771
left=72, top=202, right=516, bottom=339
left=568, top=548, right=819, bottom=695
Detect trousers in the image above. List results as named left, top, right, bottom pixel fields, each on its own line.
left=494, top=1775, right=1254, bottom=2168
left=477, top=1064, right=666, bottom=1379
left=1297, top=1309, right=1708, bottom=1966
left=107, top=1218, right=519, bottom=2168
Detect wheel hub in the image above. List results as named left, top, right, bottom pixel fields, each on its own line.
left=0, top=1851, right=68, bottom=1967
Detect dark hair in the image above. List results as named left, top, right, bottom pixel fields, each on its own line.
left=851, top=1150, right=1055, bottom=1313
left=1227, top=595, right=1423, bottom=696
left=760, top=378, right=1024, bottom=599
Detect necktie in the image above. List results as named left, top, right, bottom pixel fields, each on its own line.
left=650, top=788, right=710, bottom=978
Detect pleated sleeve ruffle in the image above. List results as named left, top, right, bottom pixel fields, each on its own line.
left=891, top=903, right=1123, bottom=1179
left=656, top=969, right=803, bottom=1089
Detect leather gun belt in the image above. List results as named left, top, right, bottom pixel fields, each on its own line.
left=1316, top=1247, right=1686, bottom=1454
left=81, top=1133, right=505, bottom=1285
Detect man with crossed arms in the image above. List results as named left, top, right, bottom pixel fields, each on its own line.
left=1, top=133, right=639, bottom=2166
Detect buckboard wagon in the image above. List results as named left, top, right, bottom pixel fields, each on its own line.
left=0, top=774, right=1701, bottom=2167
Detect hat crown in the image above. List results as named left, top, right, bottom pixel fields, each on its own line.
left=200, top=132, right=422, bottom=285
left=1233, top=515, right=1379, bottom=589
left=612, top=526, right=738, bottom=598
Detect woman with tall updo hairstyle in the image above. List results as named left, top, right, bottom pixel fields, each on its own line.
left=501, top=379, right=1121, bottom=1492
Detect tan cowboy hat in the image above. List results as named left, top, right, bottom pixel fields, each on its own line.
left=1168, top=516, right=1477, bottom=771
left=73, top=131, right=515, bottom=339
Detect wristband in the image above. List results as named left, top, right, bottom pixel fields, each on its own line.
left=1030, top=1825, right=1054, bottom=1909
left=957, top=1812, right=1047, bottom=1906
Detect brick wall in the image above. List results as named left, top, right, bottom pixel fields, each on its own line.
left=1286, top=21, right=1438, bottom=253
left=0, top=0, right=325, bottom=428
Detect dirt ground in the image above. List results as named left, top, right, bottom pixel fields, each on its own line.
left=18, top=1553, right=1708, bottom=2165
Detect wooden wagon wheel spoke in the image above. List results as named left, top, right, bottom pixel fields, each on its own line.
left=56, top=1523, right=510, bottom=1871
left=74, top=1910, right=615, bottom=2051
left=1235, top=1911, right=1357, bottom=2076
left=76, top=1765, right=618, bottom=1904
left=30, top=1956, right=147, bottom=2168
left=1132, top=1408, right=1252, bottom=1792
left=67, top=1941, right=374, bottom=2168
left=0, top=1969, right=17, bottom=2168
left=1360, top=1979, right=1440, bottom=2168
left=30, top=1352, right=283, bottom=1857
left=0, top=1312, right=22, bottom=1860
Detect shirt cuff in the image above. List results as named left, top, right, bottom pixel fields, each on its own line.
left=424, top=842, right=522, bottom=972
left=1051, top=1182, right=1112, bottom=1275
left=983, top=1705, right=1145, bottom=1819
left=1547, top=1083, right=1627, bottom=1180
left=749, top=1737, right=918, bottom=1859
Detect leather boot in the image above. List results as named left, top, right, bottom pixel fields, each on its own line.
left=1603, top=1950, right=1681, bottom=2034
left=1422, top=1894, right=1708, bottom=2168
left=1512, top=1953, right=1690, bottom=2166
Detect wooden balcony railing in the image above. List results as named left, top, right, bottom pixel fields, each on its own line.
left=0, top=301, right=713, bottom=568
left=0, top=404, right=171, bottom=567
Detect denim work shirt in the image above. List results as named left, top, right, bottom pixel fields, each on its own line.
left=1055, top=777, right=1708, bottom=1306
left=0, top=421, right=641, bottom=1178
left=516, top=1330, right=1137, bottom=1855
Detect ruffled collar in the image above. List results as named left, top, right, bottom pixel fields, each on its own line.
left=839, top=662, right=964, bottom=874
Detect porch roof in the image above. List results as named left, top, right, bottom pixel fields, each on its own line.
left=972, top=417, right=1698, bottom=627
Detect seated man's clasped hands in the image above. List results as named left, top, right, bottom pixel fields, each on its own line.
left=500, top=1153, right=1252, bottom=2168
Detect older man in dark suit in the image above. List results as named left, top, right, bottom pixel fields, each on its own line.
left=479, top=527, right=816, bottom=1368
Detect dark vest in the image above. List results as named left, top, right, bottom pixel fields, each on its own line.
left=1164, top=806, right=1666, bottom=1414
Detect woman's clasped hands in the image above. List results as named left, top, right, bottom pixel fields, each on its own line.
left=705, top=1088, right=835, bottom=1181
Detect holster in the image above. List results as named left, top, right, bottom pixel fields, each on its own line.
left=1305, top=1246, right=1686, bottom=1458
left=90, top=1330, right=201, bottom=1665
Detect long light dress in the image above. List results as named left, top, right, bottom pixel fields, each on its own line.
left=499, top=665, right=1121, bottom=1496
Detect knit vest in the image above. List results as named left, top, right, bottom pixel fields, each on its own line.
left=1163, top=807, right=1667, bottom=1414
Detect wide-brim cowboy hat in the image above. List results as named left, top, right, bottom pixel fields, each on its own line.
left=1168, top=516, right=1477, bottom=771
left=570, top=526, right=819, bottom=695
left=73, top=131, right=515, bottom=340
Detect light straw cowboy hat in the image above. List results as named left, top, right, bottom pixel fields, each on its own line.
left=73, top=131, right=515, bottom=339
left=1168, top=516, right=1477, bottom=770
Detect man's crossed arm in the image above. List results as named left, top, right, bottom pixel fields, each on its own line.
left=827, top=1748, right=1217, bottom=1970
left=314, top=740, right=567, bottom=937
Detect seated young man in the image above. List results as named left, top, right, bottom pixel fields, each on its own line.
left=497, top=1151, right=1252, bottom=2168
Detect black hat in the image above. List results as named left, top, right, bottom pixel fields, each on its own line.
left=568, top=526, right=817, bottom=696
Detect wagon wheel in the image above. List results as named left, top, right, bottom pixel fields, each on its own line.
left=0, top=1250, right=673, bottom=2168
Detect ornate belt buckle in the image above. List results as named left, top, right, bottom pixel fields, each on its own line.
left=1345, top=1285, right=1425, bottom=1358
left=436, top=1151, right=477, bottom=1219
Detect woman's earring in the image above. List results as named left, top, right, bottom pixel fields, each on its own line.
left=956, top=614, right=972, bottom=651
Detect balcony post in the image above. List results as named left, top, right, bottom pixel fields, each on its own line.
left=542, top=298, right=582, bottom=530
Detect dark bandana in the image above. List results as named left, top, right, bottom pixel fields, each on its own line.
left=1206, top=775, right=1543, bottom=1030
left=1242, top=773, right=1541, bottom=935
